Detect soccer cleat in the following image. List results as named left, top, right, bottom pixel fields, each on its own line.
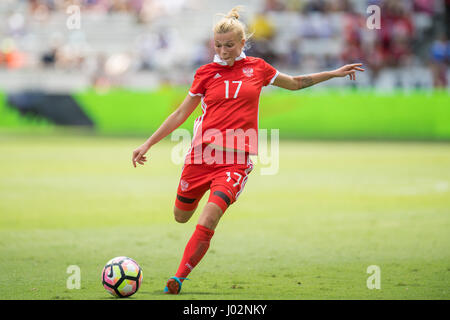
left=164, top=276, right=189, bottom=294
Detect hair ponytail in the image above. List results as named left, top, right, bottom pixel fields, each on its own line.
left=225, top=6, right=241, bottom=20
left=213, top=6, right=253, bottom=45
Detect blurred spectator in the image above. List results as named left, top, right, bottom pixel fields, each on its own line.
left=249, top=11, right=277, bottom=41
left=302, top=0, right=328, bottom=13
left=192, top=38, right=215, bottom=69
left=247, top=11, right=277, bottom=64
left=340, top=5, right=366, bottom=65
left=413, top=0, right=436, bottom=14
left=378, top=0, right=414, bottom=68
left=285, top=38, right=302, bottom=68
left=298, top=10, right=335, bottom=38
left=429, top=35, right=449, bottom=87
left=7, top=12, right=26, bottom=37
left=0, top=0, right=448, bottom=90
left=1, top=38, right=26, bottom=69
left=264, top=0, right=286, bottom=12
left=41, top=47, right=58, bottom=67
left=91, top=53, right=110, bottom=91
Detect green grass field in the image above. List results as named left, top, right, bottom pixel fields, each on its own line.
left=0, top=131, right=449, bottom=300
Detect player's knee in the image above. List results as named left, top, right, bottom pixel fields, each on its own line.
left=199, top=215, right=218, bottom=228
left=173, top=207, right=195, bottom=223
left=174, top=214, right=189, bottom=223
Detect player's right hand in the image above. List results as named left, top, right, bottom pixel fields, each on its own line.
left=132, top=143, right=150, bottom=168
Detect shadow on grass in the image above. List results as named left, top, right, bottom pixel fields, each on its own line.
left=143, top=290, right=236, bottom=297
left=96, top=291, right=226, bottom=299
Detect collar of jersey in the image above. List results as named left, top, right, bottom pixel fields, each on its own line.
left=213, top=51, right=246, bottom=66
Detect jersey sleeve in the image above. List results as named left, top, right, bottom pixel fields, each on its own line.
left=262, top=59, right=280, bottom=87
left=188, top=67, right=207, bottom=97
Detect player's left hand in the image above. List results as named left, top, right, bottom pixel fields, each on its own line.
left=332, top=63, right=365, bottom=80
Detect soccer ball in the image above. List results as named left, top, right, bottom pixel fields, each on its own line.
left=101, top=256, right=143, bottom=298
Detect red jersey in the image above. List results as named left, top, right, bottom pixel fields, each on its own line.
left=187, top=51, right=279, bottom=156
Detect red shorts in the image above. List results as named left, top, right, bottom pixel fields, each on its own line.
left=175, top=144, right=254, bottom=214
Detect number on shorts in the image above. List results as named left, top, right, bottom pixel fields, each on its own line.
left=226, top=171, right=242, bottom=187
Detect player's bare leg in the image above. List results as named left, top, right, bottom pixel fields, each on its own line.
left=173, top=206, right=196, bottom=223
left=197, top=202, right=223, bottom=230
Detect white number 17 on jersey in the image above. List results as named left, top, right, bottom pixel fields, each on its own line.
left=224, top=80, right=242, bottom=99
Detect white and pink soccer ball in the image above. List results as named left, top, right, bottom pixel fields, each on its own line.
left=101, top=256, right=143, bottom=298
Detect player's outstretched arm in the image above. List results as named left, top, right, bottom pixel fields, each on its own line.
left=132, top=94, right=201, bottom=167
left=273, top=63, right=365, bottom=90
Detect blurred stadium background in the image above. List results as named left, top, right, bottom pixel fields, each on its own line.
left=0, top=0, right=449, bottom=300
left=0, top=0, right=449, bottom=138
left=1, top=0, right=449, bottom=91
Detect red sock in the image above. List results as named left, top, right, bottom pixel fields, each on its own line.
left=175, top=224, right=215, bottom=281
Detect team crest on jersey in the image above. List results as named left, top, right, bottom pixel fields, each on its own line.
left=242, top=67, right=254, bottom=77
left=180, top=179, right=189, bottom=192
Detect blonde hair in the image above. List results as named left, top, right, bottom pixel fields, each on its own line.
left=213, top=6, right=253, bottom=44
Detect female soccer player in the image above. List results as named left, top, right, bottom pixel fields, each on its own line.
left=132, top=6, right=364, bottom=294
